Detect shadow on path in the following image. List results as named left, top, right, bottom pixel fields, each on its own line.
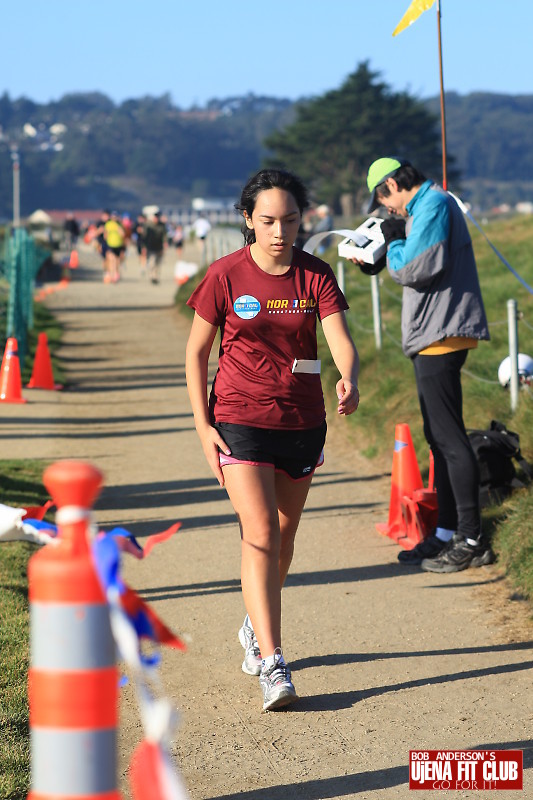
left=207, top=738, right=533, bottom=799
left=295, top=660, right=533, bottom=712
left=208, top=765, right=407, bottom=799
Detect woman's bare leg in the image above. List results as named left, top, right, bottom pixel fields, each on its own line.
left=222, top=465, right=312, bottom=659
left=276, top=471, right=313, bottom=587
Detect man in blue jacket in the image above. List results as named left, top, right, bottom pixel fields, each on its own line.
left=364, top=157, right=494, bottom=573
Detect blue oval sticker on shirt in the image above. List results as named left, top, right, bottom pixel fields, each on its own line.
left=234, top=295, right=261, bottom=319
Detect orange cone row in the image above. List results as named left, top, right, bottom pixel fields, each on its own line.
left=35, top=250, right=77, bottom=301
left=376, top=423, right=438, bottom=549
left=27, top=461, right=122, bottom=800
left=0, top=334, right=62, bottom=403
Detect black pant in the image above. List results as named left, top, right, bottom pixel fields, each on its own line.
left=412, top=350, right=480, bottom=540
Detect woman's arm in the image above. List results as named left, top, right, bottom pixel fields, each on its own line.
left=321, top=311, right=360, bottom=416
left=185, top=313, right=231, bottom=486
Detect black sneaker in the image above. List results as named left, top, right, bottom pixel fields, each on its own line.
left=421, top=534, right=496, bottom=573
left=398, top=533, right=448, bottom=565
left=470, top=546, right=497, bottom=568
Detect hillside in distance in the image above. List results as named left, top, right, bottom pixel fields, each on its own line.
left=425, top=91, right=533, bottom=210
left=0, top=93, right=296, bottom=217
left=0, top=89, right=531, bottom=217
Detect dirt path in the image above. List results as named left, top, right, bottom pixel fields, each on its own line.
left=2, top=242, right=532, bottom=799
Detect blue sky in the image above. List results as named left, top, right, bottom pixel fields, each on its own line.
left=2, top=1, right=532, bottom=107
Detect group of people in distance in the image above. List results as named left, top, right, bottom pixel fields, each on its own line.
left=185, top=160, right=493, bottom=712
left=85, top=208, right=201, bottom=284
left=87, top=208, right=166, bottom=284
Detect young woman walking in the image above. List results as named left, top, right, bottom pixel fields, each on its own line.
left=185, top=168, right=359, bottom=711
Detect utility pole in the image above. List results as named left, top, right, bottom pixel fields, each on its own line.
left=11, top=146, right=20, bottom=226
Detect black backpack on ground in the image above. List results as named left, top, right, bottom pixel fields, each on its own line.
left=467, top=420, right=533, bottom=507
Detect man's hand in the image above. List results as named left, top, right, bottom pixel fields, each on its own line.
left=348, top=254, right=387, bottom=275
left=381, top=217, right=406, bottom=246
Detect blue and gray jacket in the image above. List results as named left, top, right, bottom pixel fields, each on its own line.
left=387, top=180, right=490, bottom=358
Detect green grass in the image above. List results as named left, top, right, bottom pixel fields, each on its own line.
left=0, top=283, right=58, bottom=797
left=493, top=494, right=533, bottom=601
left=0, top=460, right=51, bottom=800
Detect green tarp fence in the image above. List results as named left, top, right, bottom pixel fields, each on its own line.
left=1, top=228, right=50, bottom=366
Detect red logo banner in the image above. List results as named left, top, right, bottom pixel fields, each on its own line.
left=409, top=750, right=523, bottom=791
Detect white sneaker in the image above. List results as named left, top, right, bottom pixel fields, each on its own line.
left=238, top=616, right=262, bottom=676
left=259, top=649, right=298, bottom=711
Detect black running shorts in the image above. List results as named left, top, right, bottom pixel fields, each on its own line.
left=214, top=421, right=327, bottom=481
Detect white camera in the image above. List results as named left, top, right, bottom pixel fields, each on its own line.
left=337, top=218, right=386, bottom=264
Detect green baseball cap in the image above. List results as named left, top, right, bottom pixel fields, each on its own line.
left=367, top=157, right=410, bottom=212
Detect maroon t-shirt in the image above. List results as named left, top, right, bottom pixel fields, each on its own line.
left=187, top=245, right=348, bottom=430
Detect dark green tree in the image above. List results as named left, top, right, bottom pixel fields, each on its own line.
left=264, top=62, right=444, bottom=213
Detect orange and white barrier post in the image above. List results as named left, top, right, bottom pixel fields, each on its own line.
left=27, top=460, right=122, bottom=800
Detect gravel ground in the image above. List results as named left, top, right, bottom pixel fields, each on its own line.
left=2, top=241, right=532, bottom=799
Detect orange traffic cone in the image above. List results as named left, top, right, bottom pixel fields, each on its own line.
left=0, top=337, right=27, bottom=403
left=376, top=423, right=423, bottom=543
left=400, top=490, right=439, bottom=549
left=27, top=332, right=62, bottom=390
left=69, top=249, right=79, bottom=268
left=398, top=450, right=439, bottom=549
